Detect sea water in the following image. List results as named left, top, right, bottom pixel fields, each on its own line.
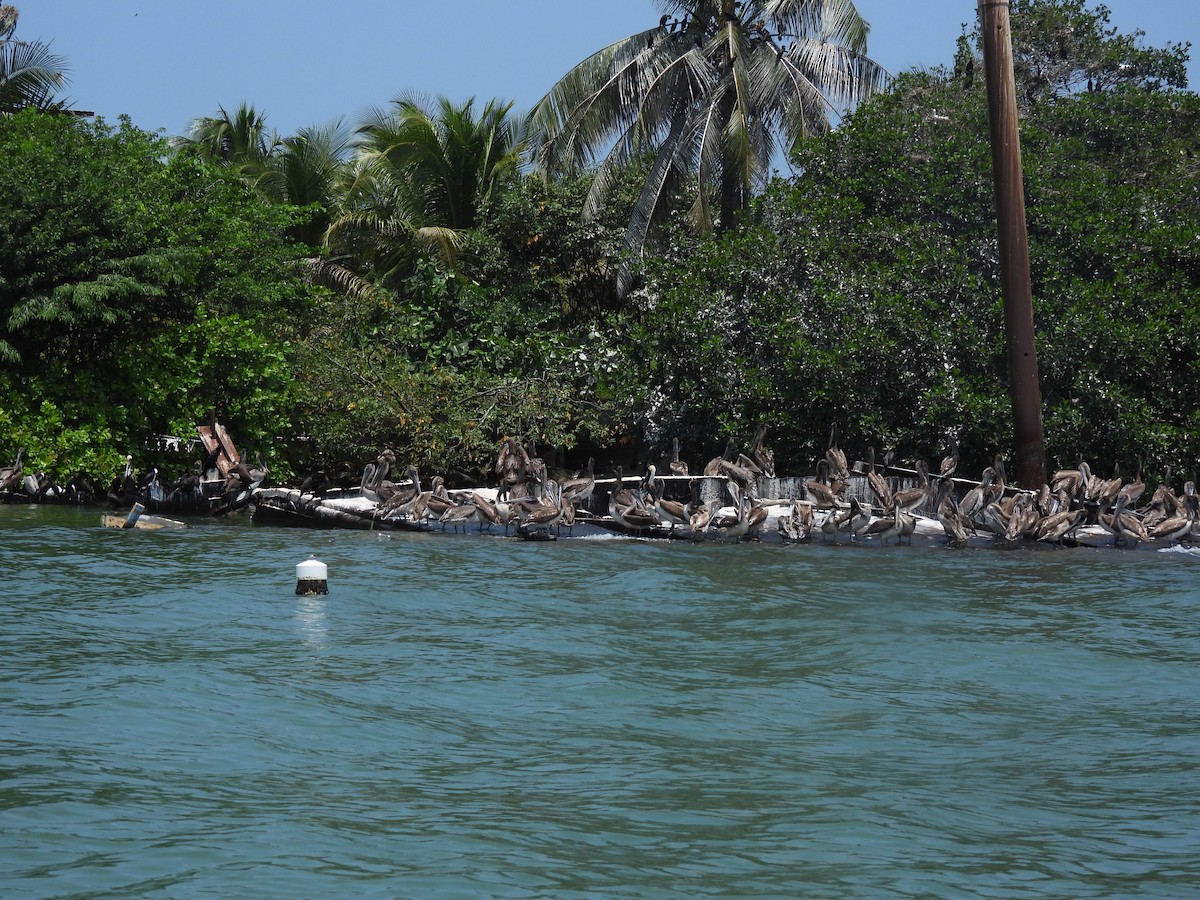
left=2, top=505, right=1198, bottom=898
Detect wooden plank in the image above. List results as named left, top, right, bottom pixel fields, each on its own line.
left=196, top=423, right=241, bottom=476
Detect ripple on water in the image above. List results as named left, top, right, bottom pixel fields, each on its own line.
left=1, top=505, right=1199, bottom=897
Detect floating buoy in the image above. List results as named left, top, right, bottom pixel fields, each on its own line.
left=295, top=555, right=328, bottom=595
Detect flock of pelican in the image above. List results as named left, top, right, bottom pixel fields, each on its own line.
left=320, top=428, right=1199, bottom=549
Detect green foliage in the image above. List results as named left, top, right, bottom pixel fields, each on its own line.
left=0, top=110, right=317, bottom=481
left=626, top=0, right=1200, bottom=482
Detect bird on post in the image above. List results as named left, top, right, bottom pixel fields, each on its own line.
left=825, top=425, right=850, bottom=482
left=938, top=433, right=960, bottom=482
left=865, top=446, right=892, bottom=511
left=669, top=437, right=689, bottom=477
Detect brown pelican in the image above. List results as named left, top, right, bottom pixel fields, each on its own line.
left=494, top=437, right=527, bottom=487
left=711, top=488, right=751, bottom=542
left=820, top=505, right=850, bottom=544
left=1003, top=492, right=1040, bottom=543
left=1035, top=507, right=1087, bottom=545
left=379, top=467, right=422, bottom=520
left=1117, top=455, right=1145, bottom=508
left=865, top=446, right=892, bottom=511
left=1101, top=493, right=1150, bottom=548
left=846, top=497, right=872, bottom=542
left=825, top=425, right=850, bottom=481
left=891, top=460, right=931, bottom=515
left=0, top=448, right=24, bottom=492
left=650, top=479, right=688, bottom=532
left=669, top=437, right=689, bottom=477
left=748, top=423, right=775, bottom=478
left=938, top=433, right=960, bottom=482
left=560, top=458, right=595, bottom=511
left=777, top=500, right=814, bottom=543
left=864, top=504, right=902, bottom=544
left=958, top=467, right=996, bottom=524
left=934, top=479, right=971, bottom=547
left=1149, top=493, right=1196, bottom=543
left=804, top=459, right=840, bottom=508
left=719, top=458, right=759, bottom=498
left=703, top=438, right=734, bottom=477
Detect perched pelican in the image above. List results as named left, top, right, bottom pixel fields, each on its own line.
left=711, top=490, right=751, bottom=543
left=958, top=467, right=996, bottom=524
left=804, top=459, right=840, bottom=508
left=820, top=505, right=850, bottom=544
left=669, top=437, right=689, bottom=477
left=1003, top=492, right=1040, bottom=543
left=560, top=458, right=595, bottom=512
left=864, top=504, right=902, bottom=544
left=748, top=423, right=775, bottom=478
left=650, top=480, right=688, bottom=532
left=1149, top=494, right=1196, bottom=543
left=865, top=446, right=892, bottom=511
left=846, top=497, right=872, bottom=542
left=1117, top=455, right=1145, bottom=508
left=703, top=438, right=734, bottom=477
left=1101, top=493, right=1150, bottom=548
left=825, top=425, right=850, bottom=481
left=934, top=480, right=971, bottom=547
left=1035, top=507, right=1087, bottom=545
left=891, top=460, right=931, bottom=515
left=777, top=500, right=814, bottom=543
left=938, top=433, right=960, bottom=482
left=0, top=448, right=24, bottom=492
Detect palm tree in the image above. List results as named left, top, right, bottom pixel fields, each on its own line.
left=314, top=94, right=527, bottom=297
left=0, top=5, right=69, bottom=114
left=351, top=93, right=527, bottom=231
left=530, top=0, right=887, bottom=295
left=176, top=103, right=280, bottom=170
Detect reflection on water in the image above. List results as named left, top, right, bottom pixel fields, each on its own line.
left=2, top=505, right=1199, bottom=897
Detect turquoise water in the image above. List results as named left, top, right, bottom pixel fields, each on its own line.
left=3, top=505, right=1199, bottom=898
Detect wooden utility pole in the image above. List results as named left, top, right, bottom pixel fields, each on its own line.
left=978, top=0, right=1046, bottom=489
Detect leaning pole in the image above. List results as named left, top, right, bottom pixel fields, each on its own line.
left=978, top=0, right=1047, bottom=489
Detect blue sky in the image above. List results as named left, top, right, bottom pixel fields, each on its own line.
left=18, top=0, right=1199, bottom=140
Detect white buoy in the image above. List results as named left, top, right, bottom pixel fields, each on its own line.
left=295, top=555, right=328, bottom=595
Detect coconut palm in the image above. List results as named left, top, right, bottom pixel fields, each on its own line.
left=0, top=5, right=69, bottom=114
left=314, top=94, right=527, bottom=297
left=531, top=0, right=887, bottom=295
left=351, top=92, right=527, bottom=231
left=176, top=103, right=280, bottom=170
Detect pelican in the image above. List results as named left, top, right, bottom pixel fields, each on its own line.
left=820, top=505, right=850, bottom=544
left=703, top=438, right=734, bottom=477
left=439, top=498, right=481, bottom=533
left=825, top=425, right=850, bottom=481
left=846, top=496, right=872, bottom=542
left=560, top=458, right=595, bottom=511
left=777, top=500, right=814, bottom=543
left=1003, top=492, right=1040, bottom=543
left=864, top=503, right=902, bottom=544
left=650, top=479, right=688, bottom=532
left=891, top=460, right=931, bottom=515
left=379, top=467, right=422, bottom=520
left=865, top=446, right=892, bottom=511
left=669, top=437, right=689, bottom=477
left=749, top=423, right=775, bottom=477
left=0, top=448, right=24, bottom=492
left=934, top=480, right=971, bottom=547
left=1149, top=493, right=1196, bottom=543
left=938, top=433, right=960, bottom=481
left=958, top=467, right=996, bottom=524
left=804, top=459, right=839, bottom=508
left=711, top=490, right=751, bottom=543
left=1035, top=507, right=1087, bottom=545
left=1117, top=455, right=1145, bottom=508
